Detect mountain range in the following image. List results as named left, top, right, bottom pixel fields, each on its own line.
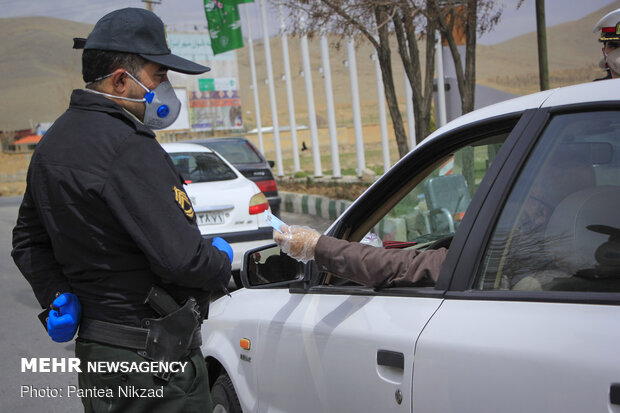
left=0, top=0, right=616, bottom=131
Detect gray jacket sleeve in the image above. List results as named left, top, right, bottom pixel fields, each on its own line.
left=314, top=235, right=447, bottom=288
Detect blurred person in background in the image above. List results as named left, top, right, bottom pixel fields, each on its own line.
left=594, top=8, right=620, bottom=80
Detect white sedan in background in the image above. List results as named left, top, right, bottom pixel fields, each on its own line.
left=161, top=142, right=273, bottom=279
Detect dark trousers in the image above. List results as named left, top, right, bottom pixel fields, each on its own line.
left=75, top=339, right=212, bottom=413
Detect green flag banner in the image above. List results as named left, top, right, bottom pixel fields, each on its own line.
left=204, top=0, right=251, bottom=55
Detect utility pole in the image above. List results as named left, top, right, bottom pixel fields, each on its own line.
left=320, top=34, right=341, bottom=179
left=346, top=37, right=365, bottom=177
left=535, top=0, right=549, bottom=91
left=243, top=9, right=264, bottom=153
left=300, top=18, right=322, bottom=177
left=280, top=4, right=300, bottom=173
left=141, top=0, right=161, bottom=12
left=259, top=0, right=284, bottom=177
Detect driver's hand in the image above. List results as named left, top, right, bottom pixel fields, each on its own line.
left=273, top=225, right=320, bottom=263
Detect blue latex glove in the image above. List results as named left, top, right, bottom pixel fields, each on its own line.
left=47, top=293, right=81, bottom=343
left=212, top=236, right=233, bottom=263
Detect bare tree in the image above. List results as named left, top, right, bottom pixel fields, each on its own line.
left=391, top=2, right=437, bottom=153
left=276, top=0, right=505, bottom=157
left=424, top=0, right=504, bottom=190
left=428, top=0, right=503, bottom=115
left=277, top=0, right=436, bottom=157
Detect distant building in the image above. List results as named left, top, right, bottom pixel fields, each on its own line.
left=9, top=134, right=42, bottom=152
left=0, top=128, right=37, bottom=153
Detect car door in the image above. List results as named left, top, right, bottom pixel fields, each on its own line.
left=251, top=113, right=532, bottom=413
left=413, top=106, right=620, bottom=412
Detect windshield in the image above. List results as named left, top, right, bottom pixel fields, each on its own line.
left=203, top=140, right=264, bottom=164
left=169, top=152, right=237, bottom=183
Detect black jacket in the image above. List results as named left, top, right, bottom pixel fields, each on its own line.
left=12, top=90, right=231, bottom=326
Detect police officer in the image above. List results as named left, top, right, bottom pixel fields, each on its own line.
left=12, top=8, right=233, bottom=412
left=593, top=8, right=620, bottom=80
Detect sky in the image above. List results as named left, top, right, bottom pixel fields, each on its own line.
left=0, top=0, right=616, bottom=45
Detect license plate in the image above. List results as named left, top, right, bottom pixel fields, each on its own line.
left=197, top=212, right=225, bottom=225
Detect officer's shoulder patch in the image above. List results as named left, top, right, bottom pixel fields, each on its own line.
left=173, top=186, right=195, bottom=221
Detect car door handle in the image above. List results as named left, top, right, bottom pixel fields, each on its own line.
left=610, top=383, right=620, bottom=405
left=377, top=350, right=404, bottom=370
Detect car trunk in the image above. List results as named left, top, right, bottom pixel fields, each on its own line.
left=185, top=178, right=260, bottom=235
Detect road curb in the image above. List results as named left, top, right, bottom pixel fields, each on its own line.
left=280, top=191, right=352, bottom=220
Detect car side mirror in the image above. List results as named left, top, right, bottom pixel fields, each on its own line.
left=268, top=160, right=275, bottom=168
left=241, top=243, right=304, bottom=288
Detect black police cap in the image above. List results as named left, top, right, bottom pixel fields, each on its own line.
left=73, top=7, right=210, bottom=75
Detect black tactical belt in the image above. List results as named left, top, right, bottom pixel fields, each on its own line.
left=78, top=286, right=203, bottom=381
left=78, top=318, right=202, bottom=350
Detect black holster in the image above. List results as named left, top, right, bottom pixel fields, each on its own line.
left=139, top=286, right=201, bottom=381
left=77, top=286, right=202, bottom=381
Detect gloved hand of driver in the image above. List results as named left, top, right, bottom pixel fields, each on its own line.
left=47, top=293, right=81, bottom=343
left=212, top=236, right=233, bottom=263
left=273, top=225, right=320, bottom=263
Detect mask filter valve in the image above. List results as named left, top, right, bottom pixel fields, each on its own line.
left=157, top=105, right=170, bottom=118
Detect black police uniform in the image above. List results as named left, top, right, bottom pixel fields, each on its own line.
left=12, top=89, right=231, bottom=412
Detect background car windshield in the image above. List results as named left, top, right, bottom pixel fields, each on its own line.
left=476, top=111, right=620, bottom=292
left=169, top=152, right=237, bottom=183
left=372, top=133, right=508, bottom=246
left=204, top=140, right=263, bottom=164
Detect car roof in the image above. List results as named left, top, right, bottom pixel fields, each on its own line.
left=189, top=137, right=269, bottom=164
left=160, top=142, right=214, bottom=153
left=424, top=79, right=620, bottom=144
left=188, top=137, right=250, bottom=146
left=198, top=137, right=248, bottom=143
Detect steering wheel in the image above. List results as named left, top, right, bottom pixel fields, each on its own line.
left=427, top=235, right=453, bottom=250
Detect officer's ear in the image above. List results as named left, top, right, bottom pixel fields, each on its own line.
left=109, top=69, right=130, bottom=95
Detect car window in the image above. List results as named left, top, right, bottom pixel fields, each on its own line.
left=321, top=126, right=512, bottom=288
left=475, top=111, right=620, bottom=292
left=203, top=140, right=263, bottom=164
left=169, top=152, right=237, bottom=183
left=371, top=134, right=508, bottom=247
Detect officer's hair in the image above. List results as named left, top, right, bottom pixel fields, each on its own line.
left=82, top=50, right=148, bottom=87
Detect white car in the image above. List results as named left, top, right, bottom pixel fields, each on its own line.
left=161, top=142, right=272, bottom=279
left=202, top=80, right=620, bottom=413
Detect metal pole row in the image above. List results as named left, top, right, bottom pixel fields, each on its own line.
left=245, top=7, right=440, bottom=178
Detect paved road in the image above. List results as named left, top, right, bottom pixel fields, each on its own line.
left=0, top=196, right=333, bottom=412
left=281, top=210, right=334, bottom=233
left=0, top=196, right=79, bottom=412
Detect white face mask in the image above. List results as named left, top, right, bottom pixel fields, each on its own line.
left=605, top=47, right=620, bottom=75
left=85, top=71, right=181, bottom=130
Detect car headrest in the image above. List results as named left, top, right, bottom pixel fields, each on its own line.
left=545, top=186, right=620, bottom=274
